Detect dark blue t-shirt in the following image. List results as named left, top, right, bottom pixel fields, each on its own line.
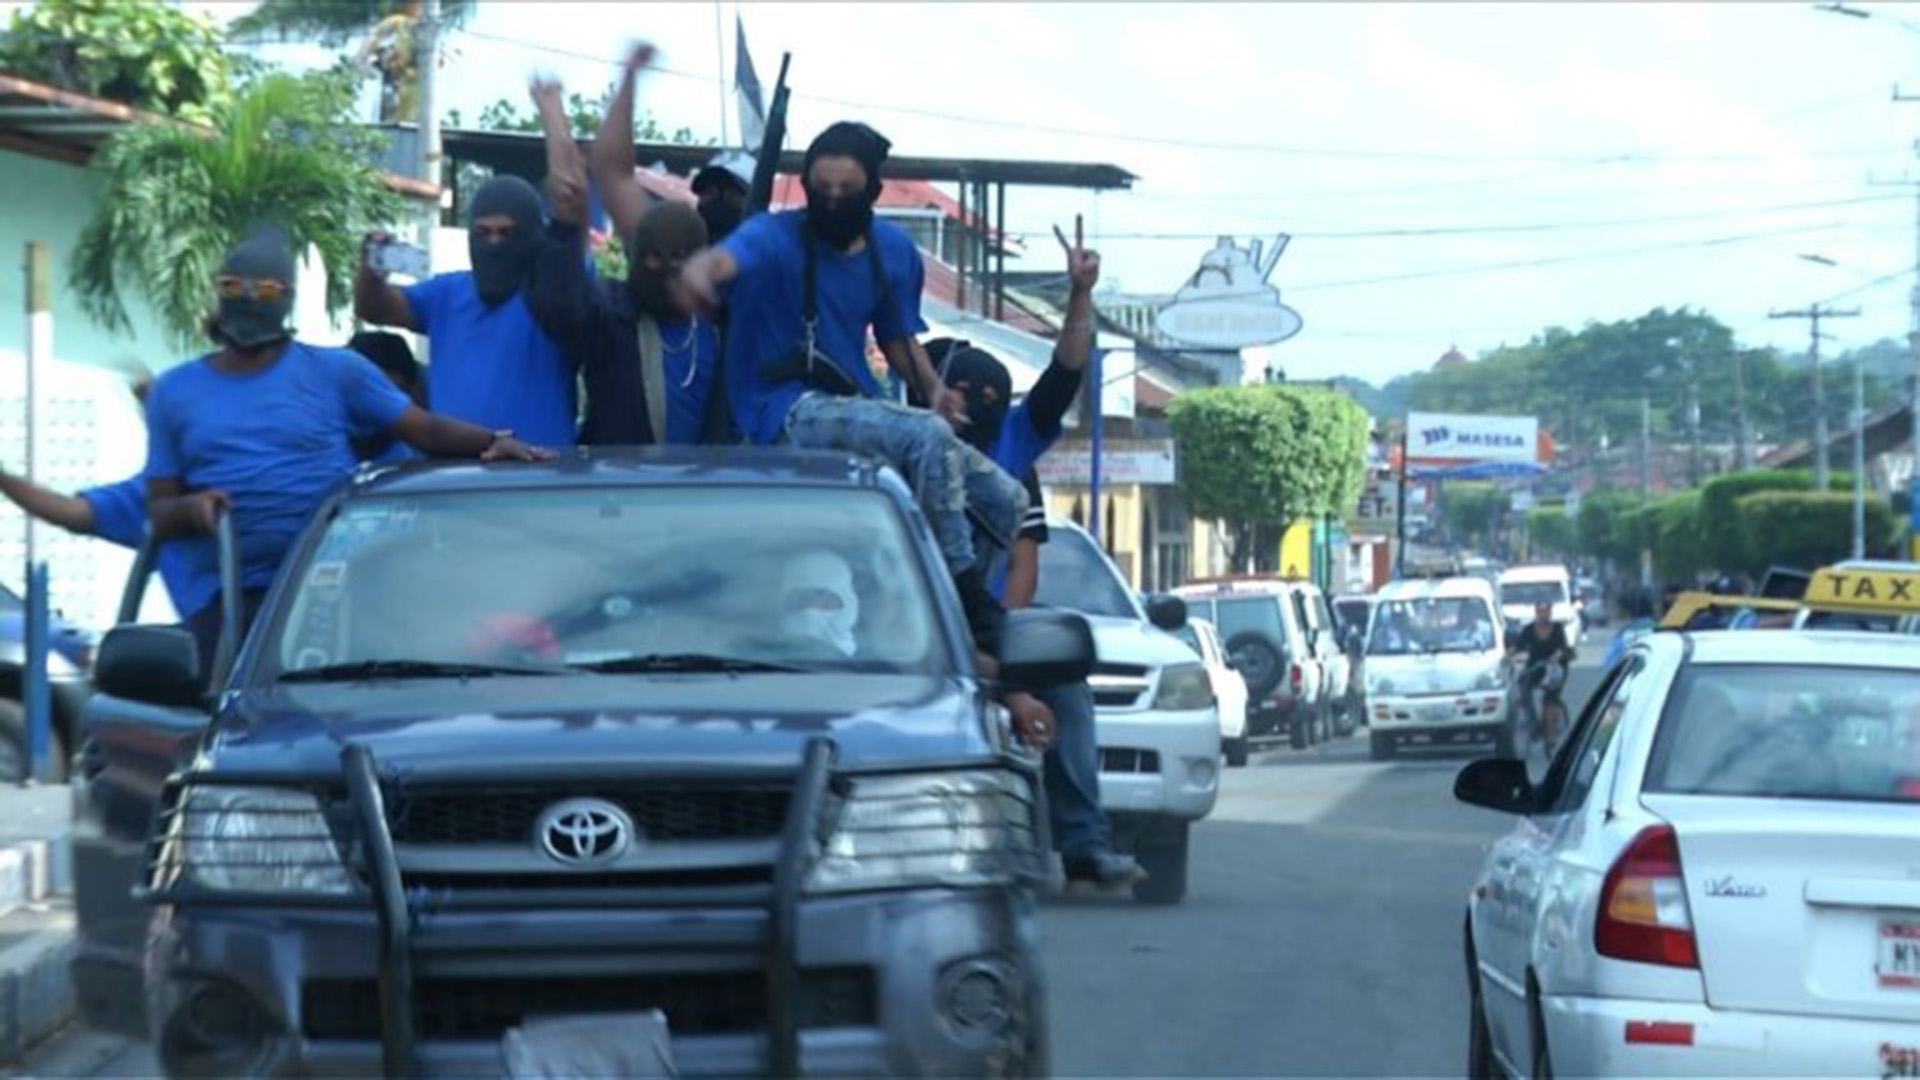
left=144, top=343, right=413, bottom=591
left=80, top=476, right=219, bottom=620
left=403, top=271, right=578, bottom=447
left=992, top=398, right=1064, bottom=482
left=719, top=212, right=928, bottom=444
left=661, top=318, right=722, bottom=445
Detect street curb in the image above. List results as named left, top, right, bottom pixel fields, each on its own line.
left=0, top=839, right=60, bottom=919
left=0, top=905, right=77, bottom=1067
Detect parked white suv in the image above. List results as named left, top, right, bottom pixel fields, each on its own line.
left=1036, top=521, right=1220, bottom=904
left=1362, top=575, right=1514, bottom=760
left=1175, top=579, right=1333, bottom=750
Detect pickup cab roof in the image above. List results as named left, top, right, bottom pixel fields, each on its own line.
left=352, top=447, right=900, bottom=498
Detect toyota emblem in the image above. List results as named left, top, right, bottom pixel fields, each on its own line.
left=535, top=799, right=635, bottom=867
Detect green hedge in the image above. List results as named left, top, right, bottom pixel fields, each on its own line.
left=1577, top=489, right=1645, bottom=568
left=1652, top=491, right=1705, bottom=583
left=1734, top=490, right=1897, bottom=572
left=1527, top=507, right=1576, bottom=555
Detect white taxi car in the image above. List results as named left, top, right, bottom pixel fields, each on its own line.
left=1456, top=630, right=1920, bottom=1078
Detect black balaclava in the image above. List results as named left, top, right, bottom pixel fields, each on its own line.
left=627, top=202, right=709, bottom=320
left=939, top=342, right=1012, bottom=455
left=211, top=225, right=295, bottom=351
left=802, top=121, right=890, bottom=250
left=692, top=170, right=748, bottom=242
left=467, top=175, right=544, bottom=306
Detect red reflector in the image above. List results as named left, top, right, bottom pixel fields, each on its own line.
left=1625, top=1021, right=1694, bottom=1046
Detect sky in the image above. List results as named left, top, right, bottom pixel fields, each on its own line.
left=138, top=2, right=1920, bottom=383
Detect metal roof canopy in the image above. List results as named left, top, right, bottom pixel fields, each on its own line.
left=420, top=126, right=1137, bottom=190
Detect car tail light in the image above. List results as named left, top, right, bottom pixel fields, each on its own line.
left=1289, top=663, right=1303, bottom=692
left=1596, top=825, right=1698, bottom=969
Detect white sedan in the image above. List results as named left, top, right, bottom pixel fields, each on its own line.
left=1456, top=630, right=1920, bottom=1079
left=1178, top=617, right=1251, bottom=769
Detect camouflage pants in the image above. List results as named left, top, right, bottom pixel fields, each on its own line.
left=785, top=393, right=1026, bottom=575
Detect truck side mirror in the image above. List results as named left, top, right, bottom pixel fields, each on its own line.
left=1144, top=594, right=1188, bottom=632
left=94, top=625, right=204, bottom=710
left=998, top=609, right=1097, bottom=688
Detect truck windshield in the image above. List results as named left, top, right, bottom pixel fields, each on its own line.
left=1368, top=597, right=1496, bottom=657
left=1500, top=581, right=1567, bottom=607
left=261, top=487, right=948, bottom=679
left=1035, top=530, right=1140, bottom=620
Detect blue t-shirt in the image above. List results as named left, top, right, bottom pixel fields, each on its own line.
left=662, top=318, right=722, bottom=446
left=403, top=271, right=578, bottom=448
left=992, top=398, right=1064, bottom=482
left=144, top=343, right=413, bottom=591
left=719, top=213, right=928, bottom=445
left=79, top=476, right=220, bottom=621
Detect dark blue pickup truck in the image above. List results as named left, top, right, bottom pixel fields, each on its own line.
left=70, top=449, right=1091, bottom=1078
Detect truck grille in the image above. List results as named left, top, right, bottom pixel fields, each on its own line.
left=1099, top=748, right=1162, bottom=774
left=388, top=787, right=791, bottom=846
left=1090, top=662, right=1152, bottom=710
left=301, top=968, right=875, bottom=1041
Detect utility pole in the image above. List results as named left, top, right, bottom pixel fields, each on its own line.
left=1853, top=351, right=1869, bottom=558
left=1769, top=304, right=1860, bottom=489
left=414, top=0, right=442, bottom=263
left=1733, top=349, right=1754, bottom=471
left=1685, top=366, right=1704, bottom=486
left=1639, top=395, right=1652, bottom=588
left=1889, top=85, right=1920, bottom=556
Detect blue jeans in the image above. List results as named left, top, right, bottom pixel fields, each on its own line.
left=1037, top=680, right=1111, bottom=858
left=784, top=393, right=1024, bottom=575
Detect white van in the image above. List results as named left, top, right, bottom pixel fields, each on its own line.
left=1361, top=576, right=1513, bottom=760
left=1495, top=564, right=1582, bottom=647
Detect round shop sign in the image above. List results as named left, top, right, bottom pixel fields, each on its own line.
left=1156, top=298, right=1303, bottom=350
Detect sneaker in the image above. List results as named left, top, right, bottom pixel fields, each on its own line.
left=1062, top=852, right=1149, bottom=889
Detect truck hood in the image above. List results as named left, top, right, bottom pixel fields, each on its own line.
left=1364, top=650, right=1502, bottom=695
left=1084, top=615, right=1199, bottom=668
left=202, top=673, right=992, bottom=778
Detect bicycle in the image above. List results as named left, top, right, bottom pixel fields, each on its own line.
left=1510, top=658, right=1568, bottom=759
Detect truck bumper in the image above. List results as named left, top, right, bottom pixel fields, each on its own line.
left=1094, top=705, right=1220, bottom=821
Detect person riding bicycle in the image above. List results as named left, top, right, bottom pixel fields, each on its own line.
left=1509, top=602, right=1574, bottom=745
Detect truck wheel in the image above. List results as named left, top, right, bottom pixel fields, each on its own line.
left=1333, top=697, right=1357, bottom=738
left=1369, top=730, right=1397, bottom=761
left=1224, top=737, right=1250, bottom=768
left=1288, top=712, right=1309, bottom=751
left=1132, top=822, right=1189, bottom=905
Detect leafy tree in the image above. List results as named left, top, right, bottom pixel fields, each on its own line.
left=1526, top=507, right=1576, bottom=556
left=1736, top=491, right=1897, bottom=571
left=465, top=92, right=706, bottom=146
left=0, top=0, right=235, bottom=123
left=71, top=68, right=405, bottom=349
left=231, top=0, right=474, bottom=124
left=1441, top=483, right=1504, bottom=545
left=1577, top=489, right=1645, bottom=570
left=1168, top=385, right=1370, bottom=570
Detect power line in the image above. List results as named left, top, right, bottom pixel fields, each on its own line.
left=443, top=28, right=1910, bottom=168
left=1004, top=193, right=1908, bottom=243
left=1288, top=220, right=1871, bottom=292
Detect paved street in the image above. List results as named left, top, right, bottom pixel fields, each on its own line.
left=11, top=660, right=1607, bottom=1079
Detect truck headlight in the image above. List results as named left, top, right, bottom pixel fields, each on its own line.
left=807, top=771, right=1038, bottom=894
left=1368, top=676, right=1396, bottom=696
left=1475, top=670, right=1505, bottom=691
left=161, top=787, right=356, bottom=896
left=1152, top=663, right=1215, bottom=711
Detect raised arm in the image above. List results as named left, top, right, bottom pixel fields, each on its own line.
left=354, top=230, right=417, bottom=329
left=587, top=43, right=659, bottom=248
left=1024, top=215, right=1101, bottom=434
left=531, top=75, right=587, bottom=226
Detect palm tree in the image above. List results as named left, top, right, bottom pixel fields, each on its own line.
left=231, top=0, right=474, bottom=124
left=71, top=69, right=405, bottom=349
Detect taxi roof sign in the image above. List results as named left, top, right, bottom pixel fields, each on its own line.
left=1802, top=564, right=1920, bottom=614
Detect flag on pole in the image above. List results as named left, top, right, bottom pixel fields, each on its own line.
left=735, top=15, right=767, bottom=149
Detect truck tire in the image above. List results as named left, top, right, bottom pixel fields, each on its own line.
left=1223, top=633, right=1284, bottom=702
left=1223, top=736, right=1250, bottom=768
left=1369, top=730, right=1397, bottom=761
left=1132, top=822, right=1189, bottom=905
left=1288, top=711, right=1309, bottom=750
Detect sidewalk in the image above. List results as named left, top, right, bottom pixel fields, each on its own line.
left=0, top=785, right=74, bottom=1066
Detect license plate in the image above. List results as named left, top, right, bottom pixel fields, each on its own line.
left=503, top=1011, right=677, bottom=1077
left=1879, top=922, right=1920, bottom=990
left=1419, top=702, right=1456, bottom=722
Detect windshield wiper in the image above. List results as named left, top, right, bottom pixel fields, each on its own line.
left=568, top=653, right=809, bottom=675
left=278, top=659, right=566, bottom=683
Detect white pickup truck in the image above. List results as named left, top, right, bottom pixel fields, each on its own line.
left=1035, top=521, right=1220, bottom=905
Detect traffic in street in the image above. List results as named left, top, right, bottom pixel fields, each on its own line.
left=12, top=659, right=1607, bottom=1079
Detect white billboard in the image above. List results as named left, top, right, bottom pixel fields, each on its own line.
left=1406, top=412, right=1539, bottom=466
left=1155, top=235, right=1302, bottom=350
left=1036, top=439, right=1177, bottom=487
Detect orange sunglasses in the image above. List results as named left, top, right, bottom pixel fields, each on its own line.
left=214, top=276, right=291, bottom=302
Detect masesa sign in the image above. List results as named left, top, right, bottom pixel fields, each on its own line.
left=1407, top=412, right=1540, bottom=469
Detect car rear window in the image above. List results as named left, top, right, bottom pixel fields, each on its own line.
left=1501, top=581, right=1568, bottom=607
left=1367, top=597, right=1496, bottom=656
left=1034, top=530, right=1139, bottom=621
left=1213, top=597, right=1287, bottom=649
left=1645, top=664, right=1920, bottom=804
